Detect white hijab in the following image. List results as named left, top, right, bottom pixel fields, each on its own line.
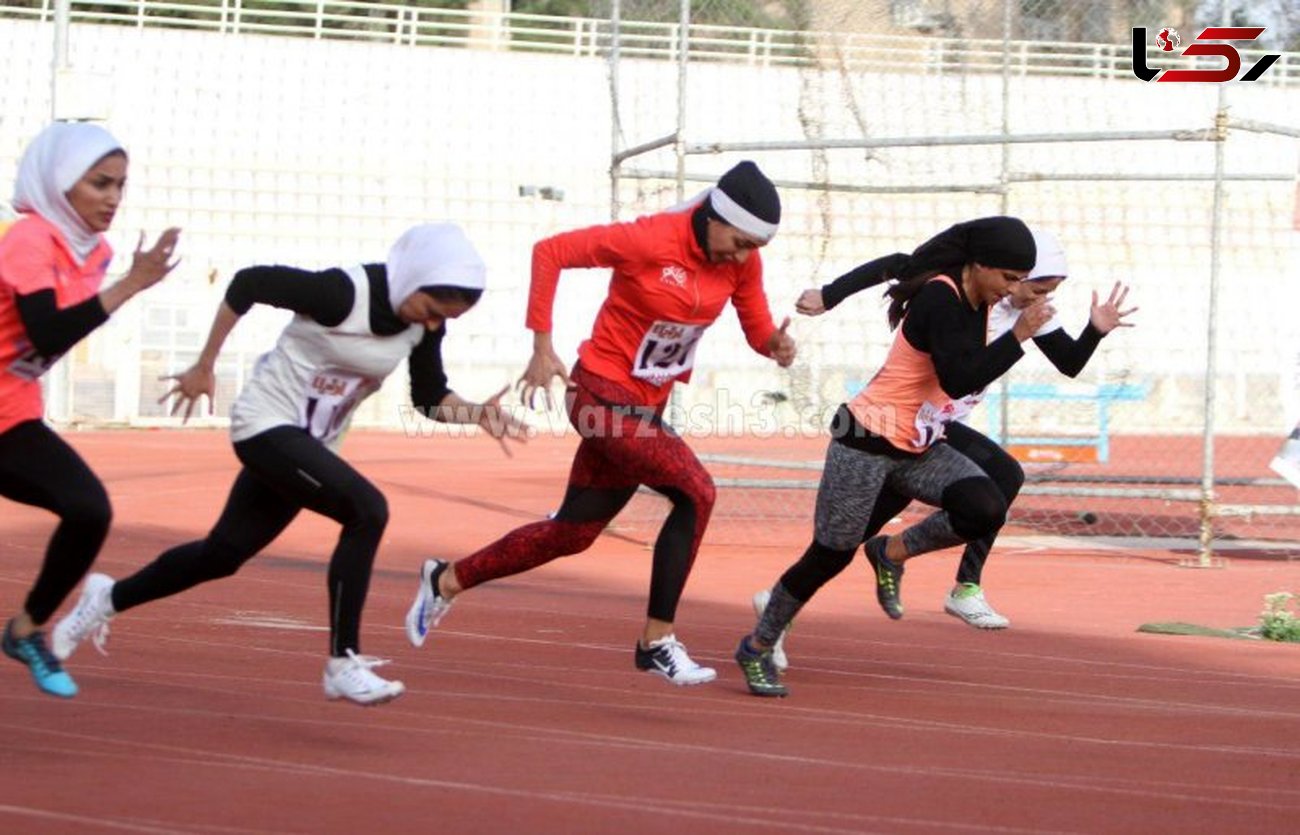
left=384, top=223, right=486, bottom=313
left=1027, top=228, right=1069, bottom=281
left=12, top=122, right=125, bottom=264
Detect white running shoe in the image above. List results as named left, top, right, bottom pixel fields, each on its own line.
left=52, top=573, right=116, bottom=660
left=634, top=635, right=717, bottom=686
left=752, top=589, right=791, bottom=672
left=322, top=650, right=405, bottom=706
left=944, top=585, right=1011, bottom=630
left=404, top=558, right=454, bottom=648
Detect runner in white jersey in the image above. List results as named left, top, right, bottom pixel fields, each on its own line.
left=52, top=223, right=527, bottom=705
left=229, top=261, right=422, bottom=449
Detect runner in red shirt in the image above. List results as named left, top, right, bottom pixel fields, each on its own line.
left=406, top=161, right=796, bottom=685
left=0, top=122, right=178, bottom=698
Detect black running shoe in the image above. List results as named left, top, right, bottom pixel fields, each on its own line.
left=734, top=635, right=788, bottom=698
left=863, top=536, right=905, bottom=620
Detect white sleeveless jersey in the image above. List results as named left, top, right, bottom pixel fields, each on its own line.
left=949, top=297, right=1063, bottom=421
left=230, top=264, right=425, bottom=447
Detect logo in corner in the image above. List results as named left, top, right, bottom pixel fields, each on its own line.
left=1132, top=26, right=1279, bottom=83
left=660, top=265, right=688, bottom=288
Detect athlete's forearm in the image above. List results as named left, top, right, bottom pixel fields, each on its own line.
left=196, top=302, right=240, bottom=369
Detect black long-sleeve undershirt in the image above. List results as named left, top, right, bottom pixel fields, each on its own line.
left=223, top=263, right=451, bottom=413
left=13, top=290, right=109, bottom=358
left=224, top=265, right=354, bottom=325
left=822, top=254, right=1108, bottom=379
left=1032, top=322, right=1104, bottom=378
left=407, top=327, right=451, bottom=415
left=903, top=281, right=1024, bottom=399
left=819, top=253, right=911, bottom=311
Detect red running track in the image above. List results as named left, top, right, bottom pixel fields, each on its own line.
left=1, top=429, right=1297, bottom=833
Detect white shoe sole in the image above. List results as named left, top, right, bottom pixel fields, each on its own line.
left=324, top=679, right=406, bottom=706
left=944, top=602, right=1010, bottom=630
left=643, top=666, right=718, bottom=686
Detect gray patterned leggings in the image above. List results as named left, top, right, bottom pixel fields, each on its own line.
left=781, top=436, right=1008, bottom=604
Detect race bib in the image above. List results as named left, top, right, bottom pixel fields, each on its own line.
left=632, top=320, right=705, bottom=386
left=949, top=390, right=982, bottom=423
left=913, top=398, right=960, bottom=449
left=300, top=370, right=373, bottom=443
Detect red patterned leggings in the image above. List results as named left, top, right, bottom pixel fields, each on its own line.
left=454, top=366, right=715, bottom=623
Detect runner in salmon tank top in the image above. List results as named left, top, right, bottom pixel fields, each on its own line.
left=53, top=224, right=527, bottom=706
left=749, top=229, right=1136, bottom=669
left=404, top=161, right=797, bottom=686
left=0, top=122, right=179, bottom=699
left=736, top=216, right=1055, bottom=697
left=822, top=228, right=1134, bottom=633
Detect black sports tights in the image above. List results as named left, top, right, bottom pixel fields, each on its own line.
left=0, top=420, right=112, bottom=625
left=111, top=426, right=388, bottom=657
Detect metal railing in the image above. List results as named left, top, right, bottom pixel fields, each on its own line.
left=2, top=0, right=1296, bottom=84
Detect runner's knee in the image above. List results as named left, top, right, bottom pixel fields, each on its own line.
left=57, top=481, right=112, bottom=540
left=552, top=519, right=607, bottom=555
left=688, top=469, right=716, bottom=514
left=943, top=477, right=1007, bottom=541
left=342, top=479, right=389, bottom=537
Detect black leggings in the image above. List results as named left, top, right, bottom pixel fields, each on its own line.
left=861, top=422, right=1024, bottom=585
left=112, top=426, right=388, bottom=657
left=0, top=420, right=112, bottom=625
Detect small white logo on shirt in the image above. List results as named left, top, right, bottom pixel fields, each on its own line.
left=660, top=265, right=688, bottom=288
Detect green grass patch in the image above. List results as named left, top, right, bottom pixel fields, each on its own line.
left=1137, top=622, right=1259, bottom=640
left=1137, top=592, right=1300, bottom=643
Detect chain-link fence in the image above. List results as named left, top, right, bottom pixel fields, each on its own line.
left=0, top=0, right=1297, bottom=552
left=605, top=0, right=1300, bottom=551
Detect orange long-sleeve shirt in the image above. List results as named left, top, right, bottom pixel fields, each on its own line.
left=527, top=211, right=777, bottom=407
